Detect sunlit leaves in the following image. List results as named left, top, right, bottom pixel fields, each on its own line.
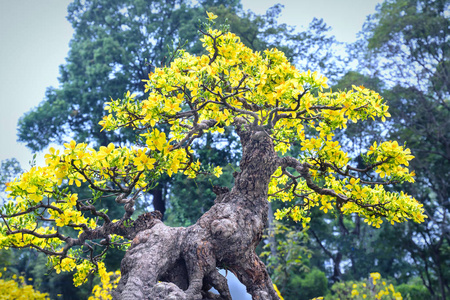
left=366, top=140, right=415, bottom=182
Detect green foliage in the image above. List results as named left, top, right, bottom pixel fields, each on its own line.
left=0, top=159, right=22, bottom=195
left=261, top=221, right=311, bottom=282
left=396, top=277, right=431, bottom=300
left=353, top=0, right=450, bottom=297
left=289, top=268, right=328, bottom=300
left=260, top=221, right=328, bottom=300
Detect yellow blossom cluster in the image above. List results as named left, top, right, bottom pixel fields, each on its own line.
left=98, top=25, right=334, bottom=159
left=97, top=12, right=424, bottom=227
left=3, top=142, right=154, bottom=235
left=1, top=139, right=171, bottom=285
left=270, top=119, right=422, bottom=227
left=367, top=141, right=415, bottom=181
left=6, top=141, right=161, bottom=204
left=271, top=155, right=423, bottom=227
left=312, top=272, right=403, bottom=299
left=349, top=273, right=403, bottom=300
left=0, top=271, right=49, bottom=300
left=89, top=268, right=121, bottom=300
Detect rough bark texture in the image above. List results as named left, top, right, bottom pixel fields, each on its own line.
left=113, top=126, right=281, bottom=300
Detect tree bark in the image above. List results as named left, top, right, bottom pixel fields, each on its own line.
left=113, top=125, right=281, bottom=300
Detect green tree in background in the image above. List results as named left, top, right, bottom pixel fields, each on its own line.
left=0, top=159, right=22, bottom=194
left=334, top=0, right=449, bottom=298
left=288, top=2, right=448, bottom=299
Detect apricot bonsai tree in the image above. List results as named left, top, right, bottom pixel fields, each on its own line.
left=1, top=13, right=425, bottom=300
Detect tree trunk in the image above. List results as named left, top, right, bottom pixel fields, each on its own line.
left=267, top=203, right=278, bottom=259
left=113, top=126, right=281, bottom=300
left=150, top=185, right=166, bottom=218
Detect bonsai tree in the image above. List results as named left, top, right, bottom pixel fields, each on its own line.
left=1, top=14, right=425, bottom=300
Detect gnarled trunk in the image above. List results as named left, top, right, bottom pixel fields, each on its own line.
left=113, top=127, right=281, bottom=300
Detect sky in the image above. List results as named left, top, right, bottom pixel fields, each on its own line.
left=0, top=0, right=73, bottom=168
left=0, top=0, right=383, bottom=169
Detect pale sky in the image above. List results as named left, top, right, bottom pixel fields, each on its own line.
left=0, top=0, right=383, bottom=169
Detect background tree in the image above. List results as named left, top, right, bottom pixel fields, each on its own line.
left=0, top=159, right=22, bottom=195
left=1, top=14, right=424, bottom=300
left=293, top=2, right=449, bottom=298
left=344, top=0, right=449, bottom=298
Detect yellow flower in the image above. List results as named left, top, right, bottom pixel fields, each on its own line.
left=213, top=166, right=223, bottom=178
left=206, top=11, right=218, bottom=21
left=64, top=140, right=77, bottom=150
left=370, top=272, right=381, bottom=285
left=163, top=99, right=181, bottom=115
left=133, top=150, right=156, bottom=171
left=68, top=194, right=78, bottom=206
